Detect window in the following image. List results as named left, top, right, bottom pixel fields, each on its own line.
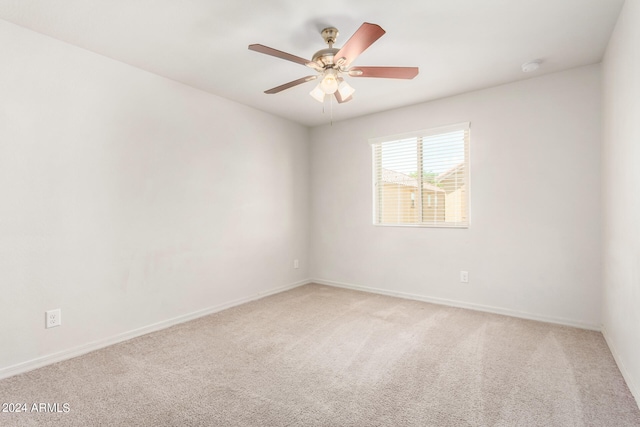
left=371, top=122, right=470, bottom=227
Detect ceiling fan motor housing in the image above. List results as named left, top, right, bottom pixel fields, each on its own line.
left=312, top=27, right=342, bottom=69
left=312, top=48, right=340, bottom=68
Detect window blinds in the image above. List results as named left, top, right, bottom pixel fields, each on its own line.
left=371, top=123, right=470, bottom=227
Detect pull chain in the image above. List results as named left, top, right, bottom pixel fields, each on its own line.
left=320, top=95, right=334, bottom=126
left=330, top=94, right=333, bottom=126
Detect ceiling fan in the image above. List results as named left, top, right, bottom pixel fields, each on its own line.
left=248, top=22, right=419, bottom=104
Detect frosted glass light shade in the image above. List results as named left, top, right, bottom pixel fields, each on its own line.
left=337, top=80, right=355, bottom=99
left=319, top=69, right=338, bottom=94
left=309, top=84, right=325, bottom=103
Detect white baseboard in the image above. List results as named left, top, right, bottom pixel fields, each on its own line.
left=0, top=279, right=309, bottom=381
left=601, top=325, right=640, bottom=408
left=2, top=278, right=605, bottom=382
left=311, top=278, right=601, bottom=331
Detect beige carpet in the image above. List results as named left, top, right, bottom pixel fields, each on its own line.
left=1, top=283, right=639, bottom=426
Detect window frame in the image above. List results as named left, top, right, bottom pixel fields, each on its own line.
left=370, top=122, right=470, bottom=228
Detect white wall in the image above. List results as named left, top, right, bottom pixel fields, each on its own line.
left=0, top=12, right=619, bottom=384
left=602, top=0, right=640, bottom=403
left=0, top=20, right=309, bottom=374
left=310, top=65, right=602, bottom=329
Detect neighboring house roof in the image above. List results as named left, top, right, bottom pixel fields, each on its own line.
left=381, top=168, right=444, bottom=192
left=435, top=163, right=465, bottom=183
left=381, top=169, right=416, bottom=186
left=423, top=182, right=444, bottom=192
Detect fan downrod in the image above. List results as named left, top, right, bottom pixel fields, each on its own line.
left=313, top=27, right=341, bottom=68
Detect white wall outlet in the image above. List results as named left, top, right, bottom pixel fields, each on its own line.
left=293, top=259, right=299, bottom=269
left=460, top=271, right=469, bottom=283
left=46, top=309, right=62, bottom=328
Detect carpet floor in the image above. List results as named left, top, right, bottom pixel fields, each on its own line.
left=1, top=283, right=639, bottom=426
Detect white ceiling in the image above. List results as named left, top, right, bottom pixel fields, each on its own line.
left=0, top=0, right=624, bottom=127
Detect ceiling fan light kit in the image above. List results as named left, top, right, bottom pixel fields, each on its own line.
left=319, top=68, right=339, bottom=94
left=248, top=22, right=419, bottom=106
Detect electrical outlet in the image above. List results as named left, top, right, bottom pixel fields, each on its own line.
left=460, top=271, right=469, bottom=283
left=293, top=259, right=299, bottom=269
left=46, top=309, right=61, bottom=328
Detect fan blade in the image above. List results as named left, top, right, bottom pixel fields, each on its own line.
left=248, top=44, right=320, bottom=70
left=249, top=44, right=308, bottom=65
left=334, top=91, right=352, bottom=104
left=349, top=66, right=419, bottom=79
left=264, top=75, right=317, bottom=94
left=334, top=23, right=386, bottom=67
